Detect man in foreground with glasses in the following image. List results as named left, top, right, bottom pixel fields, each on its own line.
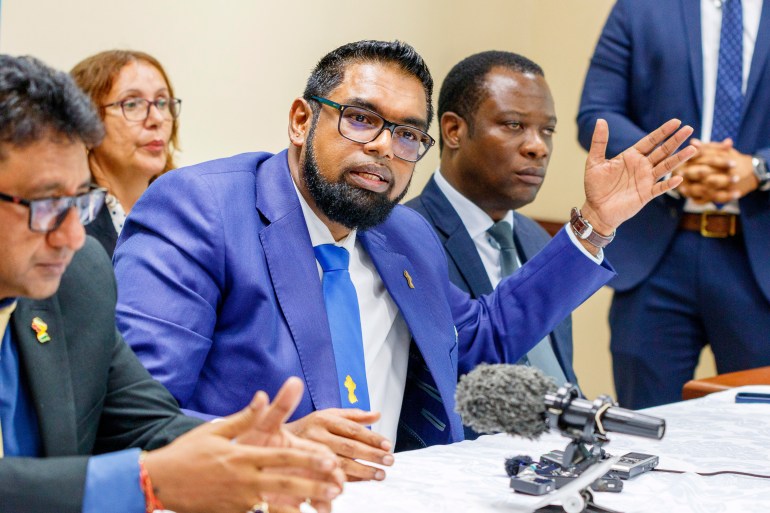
left=114, top=40, right=695, bottom=482
left=0, top=54, right=344, bottom=513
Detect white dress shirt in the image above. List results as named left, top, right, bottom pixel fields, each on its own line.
left=433, top=169, right=603, bottom=269
left=686, top=0, right=762, bottom=214
left=292, top=180, right=409, bottom=445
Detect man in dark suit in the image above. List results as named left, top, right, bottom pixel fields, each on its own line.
left=0, top=54, right=342, bottom=513
left=407, top=51, right=577, bottom=393
left=578, top=0, right=770, bottom=409
left=113, top=40, right=694, bottom=482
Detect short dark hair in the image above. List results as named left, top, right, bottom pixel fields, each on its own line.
left=438, top=51, right=544, bottom=150
left=303, top=40, right=434, bottom=128
left=0, top=55, right=104, bottom=160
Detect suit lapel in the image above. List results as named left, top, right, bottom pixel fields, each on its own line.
left=743, top=0, right=770, bottom=122
left=256, top=152, right=340, bottom=411
left=12, top=296, right=78, bottom=456
left=358, top=229, right=457, bottom=417
left=419, top=178, right=492, bottom=297
left=682, top=0, right=704, bottom=118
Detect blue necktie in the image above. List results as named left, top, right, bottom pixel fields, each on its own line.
left=711, top=0, right=743, bottom=143
left=314, top=244, right=371, bottom=410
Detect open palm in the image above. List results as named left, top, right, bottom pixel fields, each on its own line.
left=581, top=119, right=696, bottom=234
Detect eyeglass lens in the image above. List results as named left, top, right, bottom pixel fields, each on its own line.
left=29, top=189, right=106, bottom=232
left=121, top=98, right=181, bottom=121
left=339, top=106, right=430, bottom=161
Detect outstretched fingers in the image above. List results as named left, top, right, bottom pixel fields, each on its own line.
left=632, top=118, right=683, bottom=156
left=646, top=124, right=694, bottom=167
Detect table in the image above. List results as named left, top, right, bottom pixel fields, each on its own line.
left=333, top=386, right=770, bottom=512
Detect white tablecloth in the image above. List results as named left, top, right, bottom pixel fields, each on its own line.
left=333, top=386, right=770, bottom=512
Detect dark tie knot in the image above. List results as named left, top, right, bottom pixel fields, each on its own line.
left=487, top=220, right=515, bottom=250
left=314, top=244, right=350, bottom=271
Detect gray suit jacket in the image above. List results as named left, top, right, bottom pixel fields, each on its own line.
left=0, top=237, right=202, bottom=512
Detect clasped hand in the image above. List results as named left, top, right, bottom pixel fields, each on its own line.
left=142, top=377, right=345, bottom=513
left=675, top=138, right=757, bottom=204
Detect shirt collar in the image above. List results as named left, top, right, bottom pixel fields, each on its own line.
left=434, top=168, right=514, bottom=239
left=0, top=300, right=17, bottom=346
left=290, top=176, right=357, bottom=252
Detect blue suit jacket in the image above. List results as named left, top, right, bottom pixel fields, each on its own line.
left=114, top=150, right=613, bottom=450
left=406, top=177, right=577, bottom=385
left=577, top=0, right=770, bottom=301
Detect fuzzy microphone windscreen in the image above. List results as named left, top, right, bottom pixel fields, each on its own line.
left=455, top=363, right=557, bottom=439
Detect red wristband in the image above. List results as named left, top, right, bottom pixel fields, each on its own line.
left=138, top=451, right=165, bottom=513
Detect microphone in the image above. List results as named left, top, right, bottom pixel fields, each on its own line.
left=455, top=363, right=665, bottom=441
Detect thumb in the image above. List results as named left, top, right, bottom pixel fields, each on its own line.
left=209, top=390, right=269, bottom=439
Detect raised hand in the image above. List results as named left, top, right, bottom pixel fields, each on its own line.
left=286, top=408, right=395, bottom=481
left=142, top=379, right=343, bottom=513
left=580, top=118, right=696, bottom=238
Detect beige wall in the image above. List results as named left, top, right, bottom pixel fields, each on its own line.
left=0, top=0, right=715, bottom=400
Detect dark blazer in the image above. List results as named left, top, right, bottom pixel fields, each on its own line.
left=577, top=0, right=770, bottom=300
left=85, top=201, right=118, bottom=257
left=0, top=238, right=201, bottom=513
left=405, top=177, right=577, bottom=384
left=114, top=150, right=613, bottom=451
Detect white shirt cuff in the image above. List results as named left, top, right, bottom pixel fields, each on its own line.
left=564, top=223, right=604, bottom=264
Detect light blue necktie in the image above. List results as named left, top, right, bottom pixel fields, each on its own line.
left=487, top=221, right=569, bottom=386
left=314, top=244, right=371, bottom=410
left=711, top=0, right=743, bottom=143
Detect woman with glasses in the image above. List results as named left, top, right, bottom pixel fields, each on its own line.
left=70, top=50, right=181, bottom=256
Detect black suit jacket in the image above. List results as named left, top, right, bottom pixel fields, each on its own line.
left=0, top=237, right=202, bottom=512
left=405, top=177, right=577, bottom=384
left=85, top=202, right=118, bottom=257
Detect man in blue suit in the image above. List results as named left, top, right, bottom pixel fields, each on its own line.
left=115, top=40, right=693, bottom=481
left=578, top=0, right=770, bottom=409
left=407, top=51, right=577, bottom=398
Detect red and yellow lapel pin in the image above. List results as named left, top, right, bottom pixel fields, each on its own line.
left=31, top=317, right=51, bottom=343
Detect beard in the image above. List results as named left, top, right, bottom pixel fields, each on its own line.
left=301, top=126, right=410, bottom=232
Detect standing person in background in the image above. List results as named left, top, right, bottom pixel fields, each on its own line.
left=71, top=50, right=181, bottom=256
left=406, top=51, right=577, bottom=405
left=578, top=0, right=770, bottom=409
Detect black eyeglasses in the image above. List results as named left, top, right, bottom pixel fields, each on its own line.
left=102, top=97, right=182, bottom=122
left=310, top=96, right=435, bottom=162
left=0, top=185, right=107, bottom=233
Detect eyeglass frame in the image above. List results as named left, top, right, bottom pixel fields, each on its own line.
left=309, top=95, right=435, bottom=162
left=0, top=185, right=107, bottom=233
left=102, top=97, right=182, bottom=122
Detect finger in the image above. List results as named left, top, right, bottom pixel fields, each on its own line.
left=690, top=138, right=703, bottom=148
left=339, top=456, right=387, bottom=481
left=209, top=391, right=270, bottom=439
left=632, top=118, right=682, bottom=155
left=257, top=377, right=306, bottom=432
left=711, top=189, right=741, bottom=203
left=651, top=144, right=698, bottom=180
left=317, top=430, right=394, bottom=466
left=254, top=472, right=342, bottom=503
left=703, top=173, right=734, bottom=190
left=650, top=174, right=683, bottom=198
left=586, top=118, right=609, bottom=168
left=325, top=412, right=391, bottom=451
left=646, top=124, right=693, bottom=166
left=268, top=505, right=301, bottom=513
left=244, top=446, right=340, bottom=474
